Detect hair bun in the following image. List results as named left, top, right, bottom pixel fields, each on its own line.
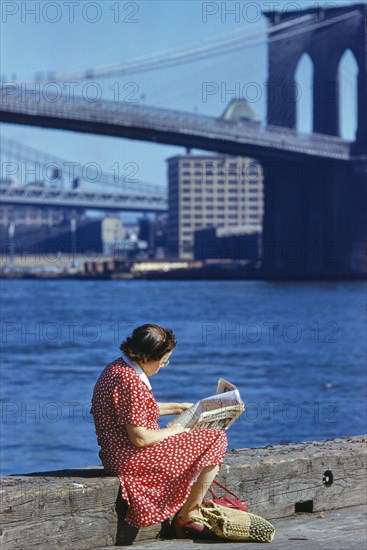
left=119, top=324, right=176, bottom=363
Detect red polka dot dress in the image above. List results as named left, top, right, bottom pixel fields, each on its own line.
left=91, top=357, right=228, bottom=528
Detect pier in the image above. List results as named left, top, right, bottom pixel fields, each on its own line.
left=1, top=435, right=365, bottom=548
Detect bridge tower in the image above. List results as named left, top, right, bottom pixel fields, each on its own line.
left=266, top=3, right=366, bottom=151
left=261, top=3, right=366, bottom=279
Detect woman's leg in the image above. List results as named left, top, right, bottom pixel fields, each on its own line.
left=178, top=464, right=219, bottom=519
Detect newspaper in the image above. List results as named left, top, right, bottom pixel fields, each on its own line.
left=167, top=378, right=244, bottom=432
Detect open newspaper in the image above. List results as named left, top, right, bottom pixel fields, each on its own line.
left=167, top=378, right=244, bottom=432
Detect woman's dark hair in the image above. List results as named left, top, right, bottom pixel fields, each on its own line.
left=120, top=324, right=176, bottom=364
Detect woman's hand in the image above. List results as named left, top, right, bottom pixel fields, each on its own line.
left=157, top=402, right=195, bottom=416
left=176, top=402, right=195, bottom=414
left=168, top=424, right=189, bottom=435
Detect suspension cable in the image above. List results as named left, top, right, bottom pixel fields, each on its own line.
left=1, top=11, right=359, bottom=88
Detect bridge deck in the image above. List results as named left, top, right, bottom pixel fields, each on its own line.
left=0, top=89, right=351, bottom=162
left=0, top=184, right=167, bottom=212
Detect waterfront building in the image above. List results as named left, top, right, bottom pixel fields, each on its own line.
left=138, top=214, right=168, bottom=259
left=0, top=204, right=70, bottom=227
left=167, top=154, right=264, bottom=260
left=194, top=226, right=260, bottom=263
left=101, top=216, right=126, bottom=255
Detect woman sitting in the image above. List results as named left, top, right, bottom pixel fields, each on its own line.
left=91, top=323, right=227, bottom=537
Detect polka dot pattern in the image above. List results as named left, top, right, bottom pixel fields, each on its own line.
left=91, top=358, right=228, bottom=527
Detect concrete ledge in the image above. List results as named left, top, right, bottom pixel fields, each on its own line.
left=1, top=435, right=366, bottom=548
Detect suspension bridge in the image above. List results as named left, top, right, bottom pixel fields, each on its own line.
left=0, top=3, right=365, bottom=277
left=0, top=137, right=167, bottom=212
left=0, top=89, right=352, bottom=162
left=0, top=8, right=361, bottom=162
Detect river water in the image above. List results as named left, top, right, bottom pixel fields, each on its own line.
left=0, top=279, right=365, bottom=476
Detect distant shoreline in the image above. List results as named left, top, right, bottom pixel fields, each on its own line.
left=0, top=271, right=365, bottom=281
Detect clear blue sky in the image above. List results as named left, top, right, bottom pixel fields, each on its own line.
left=1, top=0, right=362, bottom=199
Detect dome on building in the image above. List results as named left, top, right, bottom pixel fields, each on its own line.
left=220, top=98, right=260, bottom=124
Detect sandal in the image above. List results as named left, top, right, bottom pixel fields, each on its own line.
left=173, top=513, right=214, bottom=539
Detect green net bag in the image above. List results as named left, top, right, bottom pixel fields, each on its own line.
left=197, top=501, right=275, bottom=542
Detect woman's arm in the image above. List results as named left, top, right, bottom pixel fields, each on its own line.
left=125, top=423, right=187, bottom=448
left=157, top=402, right=194, bottom=416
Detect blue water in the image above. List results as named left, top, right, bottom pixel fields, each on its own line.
left=0, top=280, right=366, bottom=476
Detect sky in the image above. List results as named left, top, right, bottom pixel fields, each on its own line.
left=0, top=0, right=363, bottom=208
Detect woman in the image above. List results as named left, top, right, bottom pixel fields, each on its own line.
left=91, top=323, right=227, bottom=537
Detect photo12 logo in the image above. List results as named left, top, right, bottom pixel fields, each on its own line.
left=1, top=321, right=136, bottom=344
left=202, top=81, right=263, bottom=104
left=1, top=401, right=94, bottom=423
left=201, top=2, right=340, bottom=23
left=1, top=81, right=141, bottom=105
left=1, top=159, right=140, bottom=185
left=201, top=321, right=340, bottom=343
left=1, top=2, right=139, bottom=24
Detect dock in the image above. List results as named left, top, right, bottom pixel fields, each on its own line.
left=1, top=435, right=366, bottom=548
left=98, top=504, right=367, bottom=549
